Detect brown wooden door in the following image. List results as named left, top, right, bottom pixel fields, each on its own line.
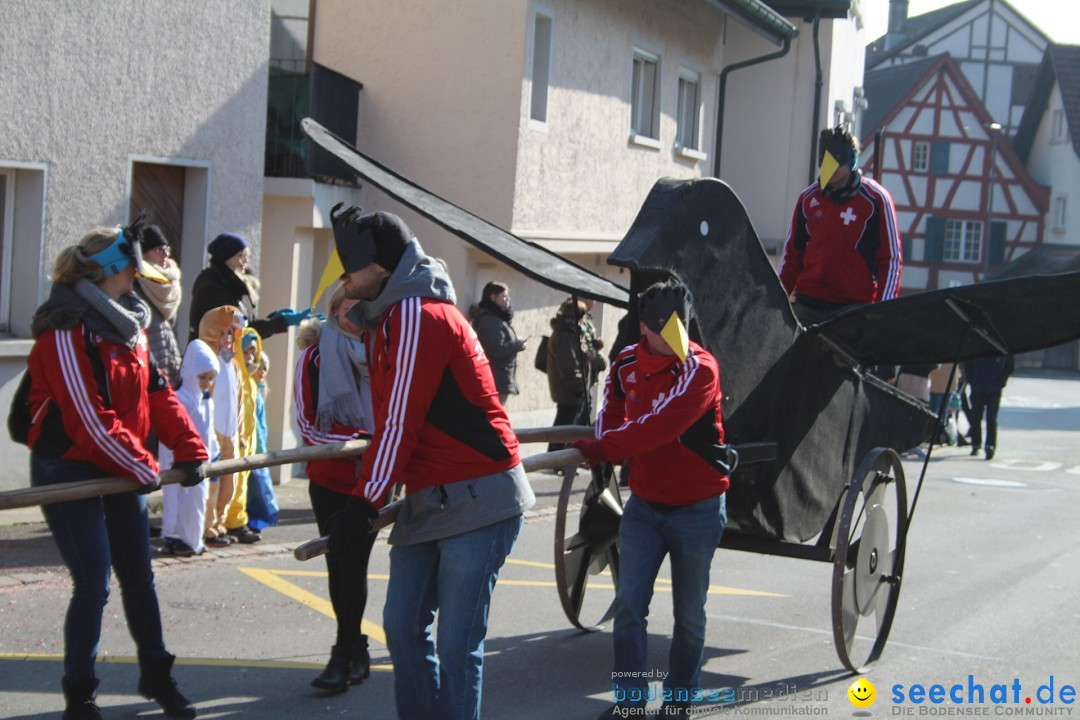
left=130, top=162, right=185, bottom=266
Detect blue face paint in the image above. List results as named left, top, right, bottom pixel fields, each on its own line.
left=85, top=229, right=135, bottom=277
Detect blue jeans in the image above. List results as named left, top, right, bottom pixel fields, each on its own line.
left=31, top=454, right=169, bottom=684
left=612, top=494, right=726, bottom=707
left=383, top=514, right=523, bottom=720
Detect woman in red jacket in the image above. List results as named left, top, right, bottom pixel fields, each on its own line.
left=26, top=224, right=207, bottom=720
left=294, top=285, right=375, bottom=693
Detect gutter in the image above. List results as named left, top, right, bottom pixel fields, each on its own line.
left=704, top=0, right=799, bottom=47
left=713, top=36, right=794, bottom=177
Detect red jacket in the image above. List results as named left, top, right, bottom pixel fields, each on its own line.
left=597, top=339, right=728, bottom=506
left=779, top=175, right=902, bottom=305
left=28, top=324, right=207, bottom=485
left=358, top=297, right=520, bottom=505
left=294, top=343, right=367, bottom=495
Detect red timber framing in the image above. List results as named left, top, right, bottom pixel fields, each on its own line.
left=861, top=55, right=1048, bottom=293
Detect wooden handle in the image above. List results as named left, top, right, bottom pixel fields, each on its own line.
left=291, top=447, right=586, bottom=562
left=0, top=427, right=587, bottom=512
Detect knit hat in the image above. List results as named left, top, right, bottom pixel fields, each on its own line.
left=139, top=225, right=169, bottom=253
left=330, top=204, right=412, bottom=273
left=208, top=233, right=249, bottom=264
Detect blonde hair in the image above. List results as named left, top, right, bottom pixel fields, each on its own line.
left=51, top=227, right=121, bottom=285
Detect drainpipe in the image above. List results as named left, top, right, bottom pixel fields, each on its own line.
left=713, top=34, right=792, bottom=178
left=807, top=10, right=823, bottom=186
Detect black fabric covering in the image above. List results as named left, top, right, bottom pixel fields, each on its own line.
left=610, top=177, right=935, bottom=542
left=301, top=118, right=629, bottom=307
left=810, top=272, right=1080, bottom=365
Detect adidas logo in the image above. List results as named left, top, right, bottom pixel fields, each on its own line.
left=809, top=197, right=820, bottom=207
left=625, top=371, right=637, bottom=384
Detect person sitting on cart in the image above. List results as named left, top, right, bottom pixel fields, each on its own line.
left=572, top=280, right=731, bottom=720
left=779, top=126, right=903, bottom=326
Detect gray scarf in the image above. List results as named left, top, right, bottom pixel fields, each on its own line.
left=316, top=313, right=374, bottom=433
left=74, top=278, right=150, bottom=349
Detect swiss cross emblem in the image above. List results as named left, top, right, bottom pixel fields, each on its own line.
left=840, top=208, right=857, bottom=225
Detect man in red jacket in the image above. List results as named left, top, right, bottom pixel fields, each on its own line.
left=779, top=126, right=903, bottom=326
left=327, top=205, right=534, bottom=720
left=573, top=281, right=730, bottom=720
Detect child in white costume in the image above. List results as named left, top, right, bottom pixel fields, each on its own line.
left=160, top=339, right=221, bottom=556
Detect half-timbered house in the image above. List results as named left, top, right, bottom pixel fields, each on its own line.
left=860, top=54, right=1048, bottom=292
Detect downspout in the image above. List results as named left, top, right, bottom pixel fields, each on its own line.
left=807, top=10, right=823, bottom=186
left=713, top=33, right=792, bottom=178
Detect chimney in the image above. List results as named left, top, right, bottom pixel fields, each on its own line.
left=885, top=0, right=909, bottom=50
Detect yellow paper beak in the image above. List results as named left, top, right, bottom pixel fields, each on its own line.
left=312, top=248, right=346, bottom=308
left=819, top=150, right=840, bottom=188
left=135, top=260, right=169, bottom=284
left=659, top=310, right=689, bottom=362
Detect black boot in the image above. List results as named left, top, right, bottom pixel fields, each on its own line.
left=311, top=645, right=351, bottom=693
left=349, top=635, right=370, bottom=685
left=138, top=653, right=197, bottom=719
left=62, top=677, right=102, bottom=720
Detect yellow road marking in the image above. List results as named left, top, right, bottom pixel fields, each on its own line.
left=237, top=568, right=386, bottom=645
left=0, top=652, right=391, bottom=672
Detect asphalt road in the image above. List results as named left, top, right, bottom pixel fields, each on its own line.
left=1, top=371, right=1078, bottom=719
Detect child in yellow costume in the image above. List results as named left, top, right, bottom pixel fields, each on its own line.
left=198, top=306, right=245, bottom=546
left=220, top=326, right=263, bottom=543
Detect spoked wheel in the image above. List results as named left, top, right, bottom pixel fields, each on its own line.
left=554, top=461, right=623, bottom=631
left=831, top=447, right=908, bottom=673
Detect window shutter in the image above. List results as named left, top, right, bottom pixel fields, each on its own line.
left=989, top=221, right=1007, bottom=266
left=925, top=217, right=945, bottom=263
left=931, top=141, right=950, bottom=176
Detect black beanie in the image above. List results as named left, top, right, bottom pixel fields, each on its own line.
left=208, top=233, right=249, bottom=264
left=331, top=205, right=412, bottom=273
left=139, top=225, right=168, bottom=253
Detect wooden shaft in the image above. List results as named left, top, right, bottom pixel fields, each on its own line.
left=0, top=427, right=590, bottom=512
left=292, top=446, right=586, bottom=562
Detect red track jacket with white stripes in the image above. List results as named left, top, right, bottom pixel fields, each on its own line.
left=27, top=323, right=207, bottom=485
left=779, top=175, right=903, bottom=305
left=294, top=343, right=369, bottom=495
left=357, top=297, right=520, bottom=506
left=597, top=339, right=729, bottom=506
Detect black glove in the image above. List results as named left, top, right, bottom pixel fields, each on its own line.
left=173, top=460, right=204, bottom=487
left=328, top=497, right=379, bottom=557
left=135, top=476, right=162, bottom=495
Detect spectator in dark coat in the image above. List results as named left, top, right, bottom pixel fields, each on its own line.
left=187, top=232, right=311, bottom=342
left=471, top=281, right=526, bottom=405
left=546, top=298, right=605, bottom=452
left=962, top=354, right=1014, bottom=460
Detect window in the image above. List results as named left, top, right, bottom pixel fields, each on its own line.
left=631, top=50, right=659, bottom=140
left=0, top=162, right=47, bottom=338
left=676, top=70, right=700, bottom=150
left=1052, top=109, right=1066, bottom=143
left=529, top=11, right=553, bottom=124
left=943, top=219, right=982, bottom=263
left=912, top=141, right=929, bottom=172
left=1053, top=196, right=1067, bottom=232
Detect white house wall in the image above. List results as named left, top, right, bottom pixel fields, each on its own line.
left=512, top=0, right=723, bottom=240
left=1026, top=83, right=1080, bottom=246
left=0, top=0, right=270, bottom=493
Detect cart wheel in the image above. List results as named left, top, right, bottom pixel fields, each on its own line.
left=554, top=461, right=623, bottom=631
left=831, top=447, right=908, bottom=673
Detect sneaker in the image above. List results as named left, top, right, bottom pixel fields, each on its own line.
left=163, top=538, right=195, bottom=558
left=204, top=534, right=229, bottom=548
left=226, top=525, right=262, bottom=544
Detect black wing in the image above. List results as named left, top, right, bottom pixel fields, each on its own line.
left=810, top=271, right=1080, bottom=365
left=301, top=118, right=629, bottom=307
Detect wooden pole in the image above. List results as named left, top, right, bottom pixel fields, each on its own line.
left=0, top=427, right=593, bottom=512
left=292, top=446, right=586, bottom=562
